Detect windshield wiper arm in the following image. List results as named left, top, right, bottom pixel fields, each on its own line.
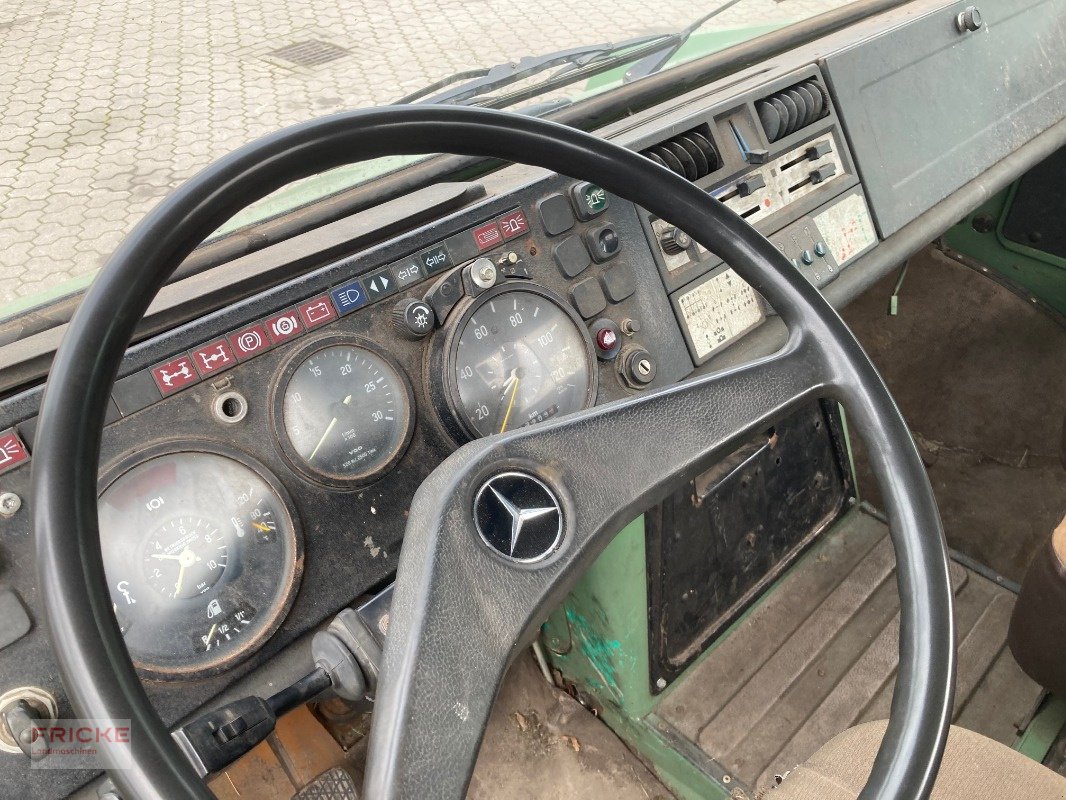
left=623, top=0, right=746, bottom=83
left=396, top=34, right=671, bottom=107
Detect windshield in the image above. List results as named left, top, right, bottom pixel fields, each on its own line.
left=0, top=0, right=859, bottom=321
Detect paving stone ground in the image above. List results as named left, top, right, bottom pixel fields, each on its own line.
left=0, top=0, right=848, bottom=311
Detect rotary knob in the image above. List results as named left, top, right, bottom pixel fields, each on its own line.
left=659, top=227, right=692, bottom=256
left=391, top=298, right=436, bottom=339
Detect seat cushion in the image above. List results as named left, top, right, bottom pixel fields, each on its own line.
left=764, top=720, right=1066, bottom=800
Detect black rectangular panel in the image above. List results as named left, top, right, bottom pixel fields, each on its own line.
left=645, top=401, right=854, bottom=690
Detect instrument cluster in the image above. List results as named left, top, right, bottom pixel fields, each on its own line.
left=85, top=184, right=681, bottom=681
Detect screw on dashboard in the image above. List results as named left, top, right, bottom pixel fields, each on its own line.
left=0, top=492, right=20, bottom=518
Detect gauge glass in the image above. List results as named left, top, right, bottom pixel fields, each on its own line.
left=99, top=450, right=300, bottom=678
left=451, top=289, right=594, bottom=438
left=281, top=343, right=413, bottom=483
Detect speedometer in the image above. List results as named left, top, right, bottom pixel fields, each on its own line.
left=98, top=445, right=301, bottom=680
left=445, top=285, right=596, bottom=439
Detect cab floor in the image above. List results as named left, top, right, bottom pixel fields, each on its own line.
left=657, top=508, right=1043, bottom=793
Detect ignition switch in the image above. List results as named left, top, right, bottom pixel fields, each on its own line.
left=620, top=347, right=656, bottom=388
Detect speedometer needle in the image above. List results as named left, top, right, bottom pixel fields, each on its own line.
left=308, top=394, right=352, bottom=461
left=498, top=374, right=520, bottom=434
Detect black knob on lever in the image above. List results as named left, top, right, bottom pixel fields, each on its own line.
left=2, top=699, right=46, bottom=760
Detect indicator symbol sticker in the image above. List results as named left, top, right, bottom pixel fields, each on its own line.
left=266, top=310, right=303, bottom=344
left=151, top=355, right=201, bottom=396
left=329, top=282, right=367, bottom=316
left=299, top=295, right=339, bottom=327
left=473, top=221, right=503, bottom=251
left=160, top=364, right=192, bottom=387
left=498, top=209, right=530, bottom=240
left=238, top=331, right=261, bottom=351
left=116, top=580, right=136, bottom=605
left=305, top=300, right=333, bottom=323
left=192, top=340, right=236, bottom=375
left=229, top=324, right=272, bottom=360
left=0, top=431, right=28, bottom=470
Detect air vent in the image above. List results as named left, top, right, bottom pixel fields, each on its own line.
left=756, top=79, right=830, bottom=143
left=641, top=126, right=721, bottom=182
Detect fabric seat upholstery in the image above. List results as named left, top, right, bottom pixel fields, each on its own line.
left=764, top=720, right=1066, bottom=800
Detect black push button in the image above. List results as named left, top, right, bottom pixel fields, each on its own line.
left=810, top=163, right=837, bottom=184
left=601, top=264, right=636, bottom=302
left=570, top=182, right=609, bottom=220
left=364, top=268, right=398, bottom=301
left=585, top=224, right=620, bottom=263
left=537, top=194, right=576, bottom=236
left=553, top=235, right=591, bottom=278
left=418, top=245, right=452, bottom=275
left=570, top=277, right=607, bottom=319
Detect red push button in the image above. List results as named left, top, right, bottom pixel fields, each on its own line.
left=0, top=428, right=29, bottom=475
left=472, top=221, right=503, bottom=251
left=228, top=324, right=272, bottom=361
left=596, top=327, right=618, bottom=352
left=191, top=339, right=236, bottom=376
left=151, top=355, right=200, bottom=396
left=298, top=295, right=336, bottom=329
left=497, top=209, right=529, bottom=240
left=264, top=309, right=303, bottom=344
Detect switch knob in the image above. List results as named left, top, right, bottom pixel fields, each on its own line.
left=814, top=242, right=828, bottom=258
left=737, top=174, right=766, bottom=197
left=956, top=5, right=982, bottom=32
left=801, top=250, right=814, bottom=265
left=659, top=227, right=692, bottom=255
left=391, top=298, right=436, bottom=339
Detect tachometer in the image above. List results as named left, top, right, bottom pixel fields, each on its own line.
left=274, top=336, right=415, bottom=487
left=445, top=285, right=596, bottom=439
left=99, top=446, right=301, bottom=680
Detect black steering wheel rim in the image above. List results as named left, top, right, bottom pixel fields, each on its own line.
left=32, top=106, right=955, bottom=800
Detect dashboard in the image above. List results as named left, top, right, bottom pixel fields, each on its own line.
left=0, top=1, right=1062, bottom=795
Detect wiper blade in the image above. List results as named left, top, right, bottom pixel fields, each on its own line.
left=396, top=34, right=671, bottom=107
left=623, top=0, right=746, bottom=83
left=399, top=0, right=749, bottom=110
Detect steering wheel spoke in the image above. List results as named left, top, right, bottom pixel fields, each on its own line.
left=366, top=332, right=833, bottom=798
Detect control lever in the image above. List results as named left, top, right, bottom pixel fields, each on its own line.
left=173, top=585, right=393, bottom=777
left=2, top=699, right=46, bottom=760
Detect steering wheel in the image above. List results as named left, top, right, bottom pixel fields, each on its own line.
left=33, top=106, right=955, bottom=800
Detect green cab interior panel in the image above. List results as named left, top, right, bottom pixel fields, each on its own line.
left=943, top=147, right=1066, bottom=319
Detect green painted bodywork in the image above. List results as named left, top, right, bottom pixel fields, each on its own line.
left=1015, top=694, right=1066, bottom=763
left=541, top=516, right=732, bottom=799
left=942, top=184, right=1066, bottom=318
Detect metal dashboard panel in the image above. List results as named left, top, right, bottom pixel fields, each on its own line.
left=822, top=0, right=1066, bottom=237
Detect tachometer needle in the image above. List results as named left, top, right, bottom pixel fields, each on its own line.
left=498, top=375, right=520, bottom=434
left=308, top=394, right=353, bottom=461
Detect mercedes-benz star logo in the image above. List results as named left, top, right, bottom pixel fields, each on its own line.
left=473, top=472, right=563, bottom=562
